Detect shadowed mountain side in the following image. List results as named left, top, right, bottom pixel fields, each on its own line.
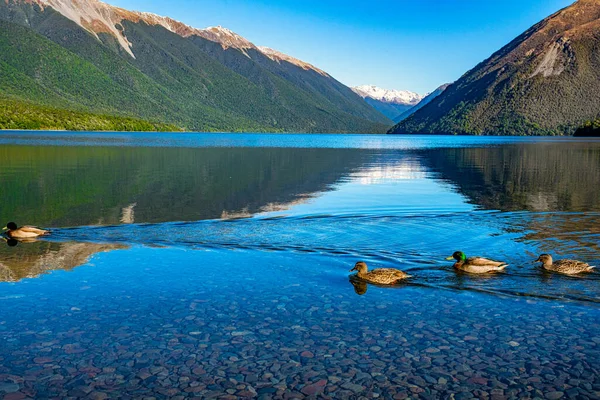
left=0, top=241, right=127, bottom=282
left=185, top=38, right=390, bottom=125
left=418, top=143, right=600, bottom=211
left=0, top=146, right=375, bottom=227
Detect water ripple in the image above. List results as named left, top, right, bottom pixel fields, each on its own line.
left=28, top=211, right=598, bottom=305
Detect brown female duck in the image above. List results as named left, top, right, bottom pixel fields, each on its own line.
left=349, top=261, right=411, bottom=285
left=535, top=254, right=595, bottom=275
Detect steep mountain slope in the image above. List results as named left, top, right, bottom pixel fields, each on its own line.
left=390, top=0, right=600, bottom=136
left=0, top=0, right=391, bottom=133
left=352, top=85, right=424, bottom=120
left=394, top=83, right=451, bottom=123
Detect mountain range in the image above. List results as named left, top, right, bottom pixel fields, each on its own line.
left=0, top=0, right=391, bottom=133
left=352, top=85, right=424, bottom=121
left=2, top=0, right=598, bottom=135
left=390, top=0, right=600, bottom=136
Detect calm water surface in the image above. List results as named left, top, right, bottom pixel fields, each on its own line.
left=0, top=132, right=599, bottom=399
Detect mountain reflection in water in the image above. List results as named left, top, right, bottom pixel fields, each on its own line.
left=419, top=143, right=600, bottom=212
left=0, top=146, right=372, bottom=227
left=0, top=138, right=599, bottom=300
left=0, top=240, right=127, bottom=282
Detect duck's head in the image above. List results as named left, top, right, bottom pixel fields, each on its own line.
left=446, top=251, right=467, bottom=262
left=350, top=261, right=368, bottom=274
left=535, top=254, right=552, bottom=264
left=3, top=222, right=17, bottom=231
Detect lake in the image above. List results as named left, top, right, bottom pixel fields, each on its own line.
left=0, top=132, right=599, bottom=399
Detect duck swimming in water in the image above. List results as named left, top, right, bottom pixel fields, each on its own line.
left=535, top=254, right=595, bottom=275
left=445, top=251, right=508, bottom=274
left=349, top=261, right=411, bottom=285
left=3, top=222, right=50, bottom=239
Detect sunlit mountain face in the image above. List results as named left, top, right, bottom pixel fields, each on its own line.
left=0, top=0, right=391, bottom=133
left=390, top=0, right=600, bottom=135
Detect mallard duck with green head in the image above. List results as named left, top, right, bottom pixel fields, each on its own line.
left=535, top=254, right=595, bottom=275
left=349, top=261, right=411, bottom=285
left=445, top=251, right=508, bottom=274
left=3, top=222, right=50, bottom=239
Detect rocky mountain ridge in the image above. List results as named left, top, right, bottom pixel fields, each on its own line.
left=390, top=0, right=600, bottom=136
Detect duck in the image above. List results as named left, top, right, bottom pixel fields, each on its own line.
left=349, top=261, right=411, bottom=285
left=3, top=222, right=50, bottom=239
left=445, top=251, right=508, bottom=274
left=535, top=254, right=595, bottom=275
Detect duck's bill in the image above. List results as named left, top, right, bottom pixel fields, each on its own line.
left=2, top=226, right=7, bottom=231
left=445, top=256, right=454, bottom=261
left=349, top=267, right=357, bottom=272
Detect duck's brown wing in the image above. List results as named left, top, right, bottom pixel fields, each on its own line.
left=365, top=268, right=410, bottom=284
left=554, top=259, right=593, bottom=274
left=458, top=263, right=507, bottom=274
left=466, top=257, right=507, bottom=268
left=19, top=226, right=50, bottom=235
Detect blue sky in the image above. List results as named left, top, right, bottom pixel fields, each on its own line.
left=110, top=0, right=573, bottom=94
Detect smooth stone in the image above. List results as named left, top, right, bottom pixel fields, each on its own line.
left=3, top=393, right=27, bottom=400
left=301, top=380, right=327, bottom=396
left=0, top=383, right=20, bottom=393
left=341, top=383, right=364, bottom=392
left=33, top=357, right=53, bottom=364
left=89, top=392, right=109, bottom=400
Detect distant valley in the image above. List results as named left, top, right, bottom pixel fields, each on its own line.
left=352, top=84, right=451, bottom=123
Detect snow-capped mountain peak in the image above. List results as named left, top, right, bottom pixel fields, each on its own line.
left=352, top=85, right=424, bottom=106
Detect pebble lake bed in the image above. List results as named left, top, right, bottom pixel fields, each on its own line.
left=0, top=132, right=599, bottom=399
